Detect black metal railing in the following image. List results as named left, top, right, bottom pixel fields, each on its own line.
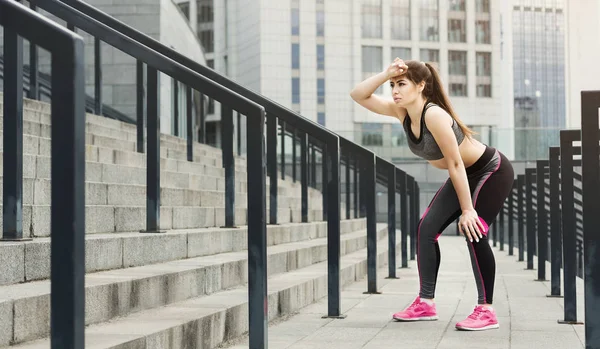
left=495, top=91, right=600, bottom=348
left=0, top=0, right=85, bottom=348
left=0, top=0, right=424, bottom=348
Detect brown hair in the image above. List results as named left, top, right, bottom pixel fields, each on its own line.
left=402, top=60, right=475, bottom=138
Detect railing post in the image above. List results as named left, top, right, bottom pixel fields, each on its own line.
left=517, top=174, right=525, bottom=261
left=136, top=60, right=145, bottom=153
left=324, top=137, right=344, bottom=318
left=581, top=91, right=600, bottom=347
left=407, top=176, right=416, bottom=261
left=221, top=105, right=235, bottom=227
left=186, top=86, right=193, bottom=162
left=198, top=93, right=206, bottom=143
left=94, top=37, right=102, bottom=115
left=387, top=164, right=398, bottom=279
left=1, top=17, right=27, bottom=241
left=399, top=170, right=408, bottom=268
left=141, top=66, right=162, bottom=233
left=346, top=154, right=351, bottom=220
left=50, top=34, right=86, bottom=349
left=558, top=130, right=582, bottom=324
left=525, top=168, right=536, bottom=270
left=292, top=129, right=297, bottom=182
left=237, top=112, right=242, bottom=156
left=508, top=182, right=515, bottom=256
left=322, top=144, right=328, bottom=221
left=536, top=161, right=548, bottom=281
left=353, top=156, right=358, bottom=219
left=267, top=114, right=278, bottom=224
left=499, top=202, right=505, bottom=251
left=246, top=108, right=268, bottom=349
left=311, top=144, right=317, bottom=188
left=280, top=121, right=285, bottom=180
left=548, top=147, right=562, bottom=297
left=300, top=132, right=308, bottom=222
left=362, top=152, right=379, bottom=294
left=172, top=80, right=178, bottom=134
left=29, top=1, right=39, bottom=100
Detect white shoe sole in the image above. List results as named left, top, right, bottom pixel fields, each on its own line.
left=455, top=323, right=500, bottom=331
left=393, top=315, right=439, bottom=322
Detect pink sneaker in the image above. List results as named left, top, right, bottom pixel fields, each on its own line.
left=455, top=305, right=499, bottom=331
left=392, top=297, right=438, bottom=321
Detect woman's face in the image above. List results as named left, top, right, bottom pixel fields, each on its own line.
left=389, top=77, right=423, bottom=107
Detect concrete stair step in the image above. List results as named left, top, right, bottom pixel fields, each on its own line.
left=0, top=218, right=366, bottom=286
left=0, top=202, right=326, bottom=238
left=0, top=222, right=382, bottom=347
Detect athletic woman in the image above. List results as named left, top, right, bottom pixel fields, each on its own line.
left=350, top=58, right=514, bottom=331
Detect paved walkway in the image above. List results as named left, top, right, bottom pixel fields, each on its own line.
left=225, top=234, right=586, bottom=349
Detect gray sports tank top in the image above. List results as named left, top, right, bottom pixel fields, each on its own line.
left=402, top=102, right=465, bottom=161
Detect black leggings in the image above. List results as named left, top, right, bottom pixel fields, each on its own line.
left=417, top=146, right=514, bottom=304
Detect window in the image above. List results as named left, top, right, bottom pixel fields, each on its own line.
left=178, top=2, right=190, bottom=20
left=291, top=8, right=300, bottom=35
left=448, top=19, right=466, bottom=42
left=391, top=47, right=411, bottom=61
left=317, top=79, right=325, bottom=104
left=476, top=52, right=491, bottom=76
left=391, top=0, right=410, bottom=40
left=316, top=10, right=325, bottom=36
left=198, top=4, right=213, bottom=23
left=420, top=0, right=439, bottom=41
left=476, top=20, right=491, bottom=44
left=477, top=84, right=491, bottom=97
left=317, top=45, right=325, bottom=70
left=198, top=29, right=214, bottom=53
left=362, top=0, right=382, bottom=38
left=449, top=0, right=466, bottom=11
left=449, top=51, right=467, bottom=96
left=318, top=112, right=325, bottom=126
left=476, top=0, right=490, bottom=13
left=361, top=123, right=383, bottom=146
left=292, top=43, right=300, bottom=69
left=420, top=49, right=440, bottom=73
left=362, top=46, right=383, bottom=94
left=292, top=78, right=300, bottom=104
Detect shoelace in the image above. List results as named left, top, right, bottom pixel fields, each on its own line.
left=468, top=307, right=486, bottom=320
left=407, top=298, right=421, bottom=311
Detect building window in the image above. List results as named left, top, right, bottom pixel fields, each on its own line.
left=317, top=44, right=325, bottom=70
left=476, top=0, right=490, bottom=13
left=362, top=0, right=382, bottom=38
left=291, top=8, right=300, bottom=35
left=449, top=0, right=466, bottom=11
left=360, top=123, right=384, bottom=146
left=391, top=123, right=406, bottom=146
left=317, top=10, right=325, bottom=37
left=420, top=0, right=439, bottom=41
left=199, top=3, right=213, bottom=22
left=391, top=47, right=411, bottom=61
left=199, top=29, right=214, bottom=53
left=292, top=43, right=300, bottom=69
left=420, top=49, right=440, bottom=73
left=476, top=52, right=491, bottom=97
left=476, top=20, right=491, bottom=44
left=317, top=79, right=325, bottom=104
left=476, top=52, right=491, bottom=76
left=318, top=112, right=325, bottom=126
left=178, top=2, right=190, bottom=19
left=362, top=46, right=383, bottom=94
left=391, top=0, right=410, bottom=41
left=292, top=78, right=300, bottom=104
left=449, top=50, right=467, bottom=96
left=448, top=19, right=466, bottom=42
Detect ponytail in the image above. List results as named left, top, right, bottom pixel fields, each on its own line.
left=423, top=62, right=476, bottom=138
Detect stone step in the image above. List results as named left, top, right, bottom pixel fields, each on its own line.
left=0, top=106, right=248, bottom=168
left=0, top=203, right=325, bottom=237
left=0, top=223, right=383, bottom=347
left=0, top=218, right=366, bottom=286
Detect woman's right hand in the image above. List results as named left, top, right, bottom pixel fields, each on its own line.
left=385, top=57, right=408, bottom=79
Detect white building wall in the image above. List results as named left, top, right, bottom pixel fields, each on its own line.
left=564, top=0, right=600, bottom=129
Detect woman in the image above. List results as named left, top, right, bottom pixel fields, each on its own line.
left=350, top=58, right=514, bottom=331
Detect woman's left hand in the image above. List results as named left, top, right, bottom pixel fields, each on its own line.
left=459, top=209, right=485, bottom=242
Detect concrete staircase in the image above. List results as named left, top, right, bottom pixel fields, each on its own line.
left=0, top=96, right=397, bottom=348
